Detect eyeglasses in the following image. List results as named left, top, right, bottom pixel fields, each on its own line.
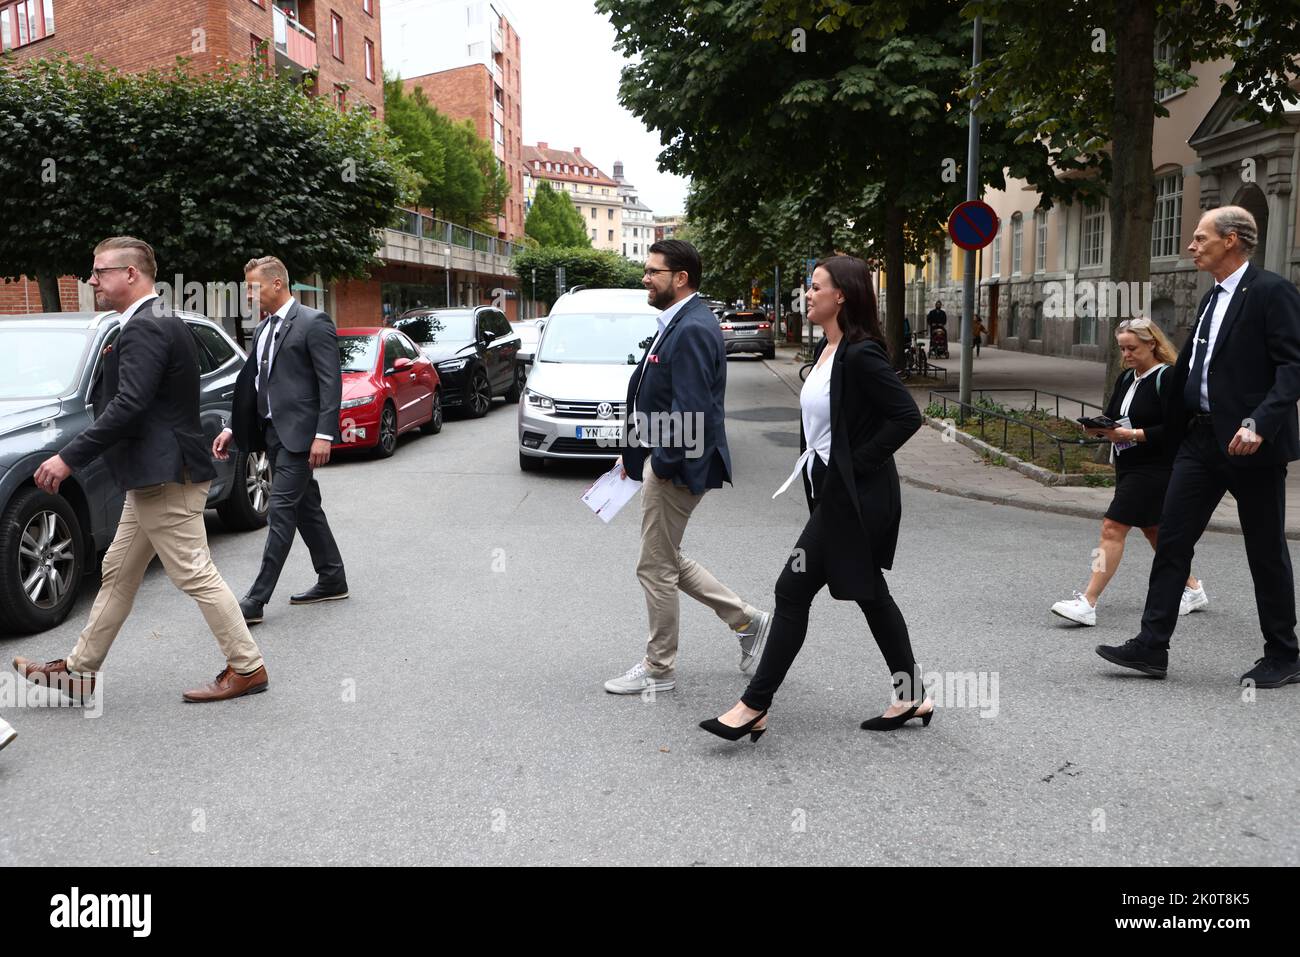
left=643, top=268, right=677, bottom=277
left=1116, top=318, right=1154, bottom=331
left=86, top=266, right=131, bottom=281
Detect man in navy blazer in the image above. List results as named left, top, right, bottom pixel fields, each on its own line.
left=604, top=241, right=771, bottom=695
left=1098, top=206, right=1300, bottom=689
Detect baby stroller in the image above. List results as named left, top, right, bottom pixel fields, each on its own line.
left=928, top=324, right=949, bottom=359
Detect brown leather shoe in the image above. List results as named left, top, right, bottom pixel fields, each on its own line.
left=182, top=665, right=269, bottom=703
left=12, top=657, right=96, bottom=701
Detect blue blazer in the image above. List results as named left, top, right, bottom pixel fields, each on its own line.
left=621, top=294, right=733, bottom=494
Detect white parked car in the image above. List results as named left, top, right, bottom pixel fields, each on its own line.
left=517, top=288, right=660, bottom=471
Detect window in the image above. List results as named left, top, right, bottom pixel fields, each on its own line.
left=1151, top=172, right=1183, bottom=258
left=937, top=244, right=948, bottom=279
left=334, top=84, right=347, bottom=108
left=1155, top=36, right=1180, bottom=100
left=1077, top=297, right=1097, bottom=345
left=992, top=224, right=1001, bottom=276
left=1011, top=213, right=1023, bottom=276
left=190, top=323, right=237, bottom=369
left=1081, top=200, right=1106, bottom=267
left=590, top=229, right=597, bottom=240
left=590, top=208, right=597, bottom=220
left=1032, top=301, right=1044, bottom=339
left=363, top=0, right=373, bottom=15
left=330, top=11, right=343, bottom=61
left=364, top=39, right=375, bottom=82
left=1035, top=211, right=1048, bottom=272
left=608, top=230, right=614, bottom=241
left=1, top=0, right=55, bottom=52
left=607, top=208, right=614, bottom=220
left=494, top=120, right=504, bottom=145
left=250, top=32, right=268, bottom=73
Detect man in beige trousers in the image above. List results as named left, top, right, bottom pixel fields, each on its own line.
left=605, top=240, right=771, bottom=694
left=14, top=237, right=267, bottom=703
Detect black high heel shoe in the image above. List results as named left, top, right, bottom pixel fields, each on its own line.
left=859, top=699, right=934, bottom=731
left=700, top=709, right=768, bottom=742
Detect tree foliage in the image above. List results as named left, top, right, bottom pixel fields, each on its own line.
left=0, top=56, right=415, bottom=307
left=525, top=181, right=593, bottom=247
left=512, top=245, right=642, bottom=306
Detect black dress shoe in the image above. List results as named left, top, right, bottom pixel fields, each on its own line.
left=1096, top=638, right=1167, bottom=678
left=1240, top=656, right=1300, bottom=689
left=239, top=597, right=264, bottom=625
left=289, top=582, right=349, bottom=605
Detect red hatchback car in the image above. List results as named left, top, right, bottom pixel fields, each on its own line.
left=335, top=327, right=442, bottom=457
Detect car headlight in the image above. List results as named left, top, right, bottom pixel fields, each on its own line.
left=524, top=388, right=554, bottom=411
left=340, top=395, right=376, bottom=409
left=437, top=358, right=470, bottom=372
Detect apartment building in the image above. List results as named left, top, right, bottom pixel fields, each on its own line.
left=523, top=143, right=623, bottom=253
left=612, top=161, right=656, bottom=261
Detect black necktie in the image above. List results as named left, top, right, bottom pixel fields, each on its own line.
left=256, top=315, right=278, bottom=420
left=1184, top=285, right=1222, bottom=413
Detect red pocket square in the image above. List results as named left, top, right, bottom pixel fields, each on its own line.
left=648, top=354, right=659, bottom=364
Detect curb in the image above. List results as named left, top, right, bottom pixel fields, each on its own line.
left=919, top=416, right=1107, bottom=487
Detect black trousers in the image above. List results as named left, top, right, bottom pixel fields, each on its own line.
left=1138, top=420, right=1297, bottom=659
left=742, top=458, right=919, bottom=711
left=247, top=421, right=346, bottom=604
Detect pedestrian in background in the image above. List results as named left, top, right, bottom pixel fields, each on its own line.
left=972, top=315, right=986, bottom=357
left=701, top=255, right=928, bottom=742
left=1052, top=317, right=1206, bottom=627
left=1098, top=206, right=1300, bottom=688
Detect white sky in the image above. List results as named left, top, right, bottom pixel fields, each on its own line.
left=509, top=0, right=689, bottom=215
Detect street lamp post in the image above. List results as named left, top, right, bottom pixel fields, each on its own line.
left=445, top=245, right=452, bottom=308
left=531, top=268, right=536, bottom=319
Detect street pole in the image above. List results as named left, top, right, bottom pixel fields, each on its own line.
left=959, top=16, right=982, bottom=410
left=445, top=245, right=452, bottom=308
left=774, top=264, right=781, bottom=342
left=531, top=267, right=536, bottom=318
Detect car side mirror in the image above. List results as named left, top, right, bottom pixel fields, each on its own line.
left=387, top=357, right=413, bottom=375
left=481, top=330, right=497, bottom=344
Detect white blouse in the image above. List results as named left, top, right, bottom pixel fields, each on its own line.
left=773, top=344, right=837, bottom=498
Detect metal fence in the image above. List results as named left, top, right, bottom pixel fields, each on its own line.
left=389, top=208, right=523, bottom=259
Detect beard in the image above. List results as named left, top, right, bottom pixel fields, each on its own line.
left=647, top=286, right=675, bottom=310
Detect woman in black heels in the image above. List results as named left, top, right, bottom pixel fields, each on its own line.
left=699, top=255, right=930, bottom=743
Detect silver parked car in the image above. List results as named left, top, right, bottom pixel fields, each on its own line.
left=516, top=289, right=659, bottom=471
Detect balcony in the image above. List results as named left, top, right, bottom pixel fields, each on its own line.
left=273, top=6, right=318, bottom=74
left=383, top=209, right=522, bottom=279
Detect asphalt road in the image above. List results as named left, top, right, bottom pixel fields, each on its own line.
left=1, top=358, right=1297, bottom=866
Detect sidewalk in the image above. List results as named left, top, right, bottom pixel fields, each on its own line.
left=762, top=340, right=1300, bottom=538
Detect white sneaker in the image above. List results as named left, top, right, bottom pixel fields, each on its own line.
left=604, top=660, right=676, bottom=695
left=1179, top=582, right=1209, bottom=616
left=0, top=717, right=15, bottom=753
left=1051, top=592, right=1097, bottom=626
left=737, top=610, right=772, bottom=674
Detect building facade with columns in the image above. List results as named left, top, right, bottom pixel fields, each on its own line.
left=892, top=56, right=1300, bottom=360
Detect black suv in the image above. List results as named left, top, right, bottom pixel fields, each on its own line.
left=394, top=307, right=523, bottom=417
left=0, top=311, right=271, bottom=635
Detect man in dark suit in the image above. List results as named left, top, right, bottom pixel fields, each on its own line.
left=14, top=236, right=267, bottom=703
left=1097, top=206, right=1300, bottom=688
left=604, top=240, right=771, bottom=695
left=213, top=256, right=346, bottom=624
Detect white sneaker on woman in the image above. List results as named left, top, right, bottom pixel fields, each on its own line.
left=1179, top=582, right=1209, bottom=616
left=1051, top=592, right=1097, bottom=626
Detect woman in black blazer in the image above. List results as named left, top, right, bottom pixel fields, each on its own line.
left=1049, top=317, right=1205, bottom=627
left=700, top=256, right=928, bottom=742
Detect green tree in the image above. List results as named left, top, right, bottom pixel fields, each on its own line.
left=0, top=56, right=415, bottom=310
left=598, top=0, right=1072, bottom=362
left=525, top=181, right=592, bottom=247
left=964, top=0, right=1300, bottom=384
left=512, top=245, right=641, bottom=306
left=384, top=77, right=447, bottom=211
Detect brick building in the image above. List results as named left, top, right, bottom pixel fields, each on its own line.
left=523, top=144, right=623, bottom=253
left=385, top=0, right=525, bottom=242
left=0, top=0, right=390, bottom=318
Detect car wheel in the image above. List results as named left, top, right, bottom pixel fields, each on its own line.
left=374, top=403, right=398, bottom=458
left=519, top=450, right=544, bottom=472
left=466, top=368, right=491, bottom=418
left=504, top=363, right=525, bottom=403
left=216, top=450, right=271, bottom=531
left=0, top=487, right=85, bottom=634
left=419, top=388, right=443, bottom=434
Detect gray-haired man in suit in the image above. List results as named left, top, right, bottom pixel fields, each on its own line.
left=213, top=256, right=347, bottom=624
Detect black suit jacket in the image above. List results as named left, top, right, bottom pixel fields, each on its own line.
left=800, top=336, right=922, bottom=601
left=61, top=297, right=217, bottom=491
left=231, top=300, right=343, bottom=454
left=1174, top=263, right=1300, bottom=467
left=621, top=294, right=733, bottom=494
left=1103, top=365, right=1181, bottom=471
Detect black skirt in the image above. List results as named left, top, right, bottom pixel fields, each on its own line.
left=1104, top=465, right=1171, bottom=528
